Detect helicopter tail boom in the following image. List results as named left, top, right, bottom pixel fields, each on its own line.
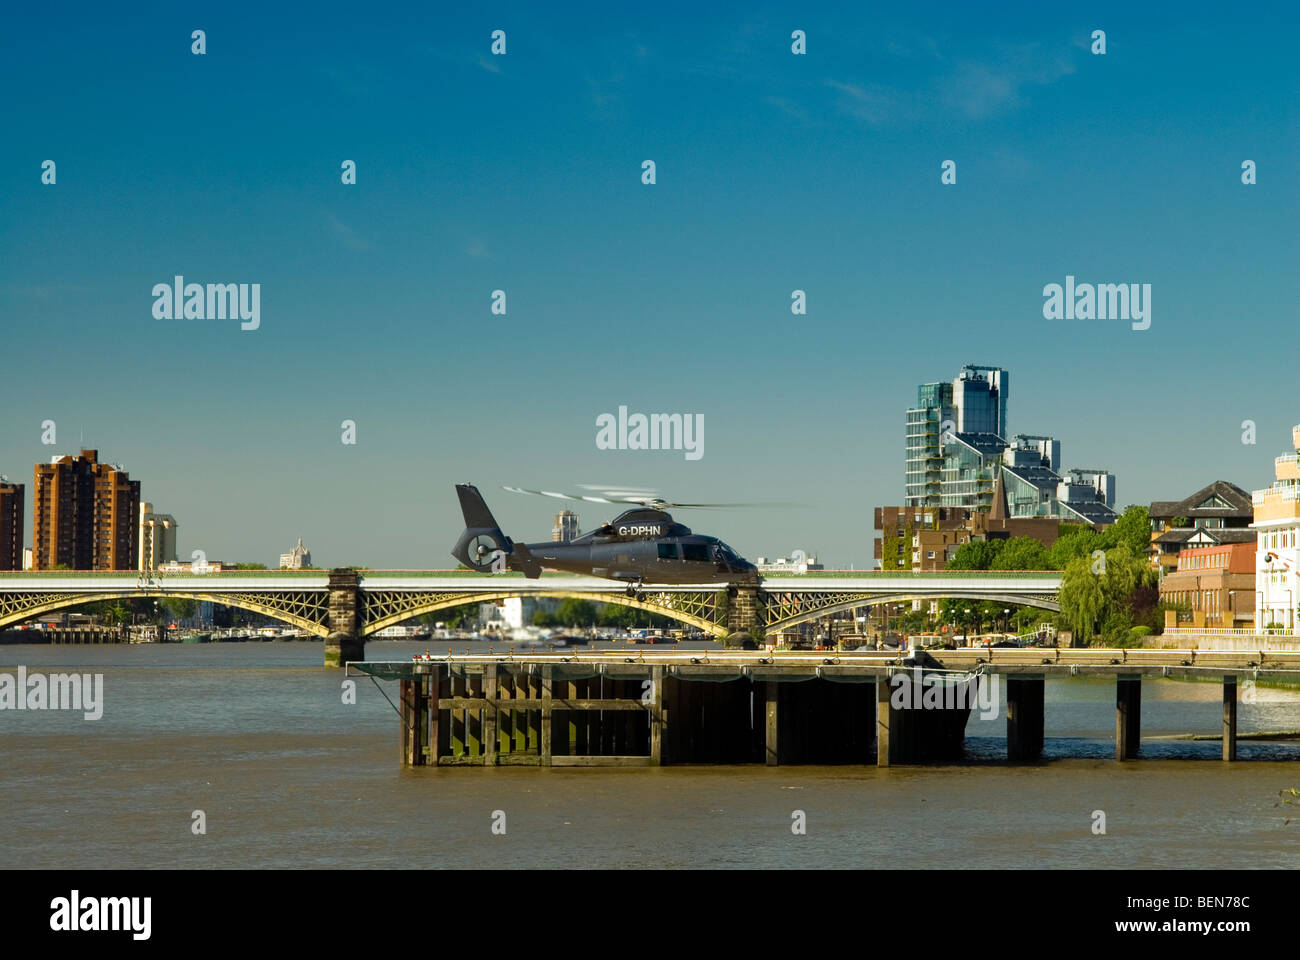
left=451, top=483, right=541, bottom=577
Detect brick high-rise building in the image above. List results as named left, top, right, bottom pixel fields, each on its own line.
left=0, top=478, right=23, bottom=571
left=33, top=449, right=140, bottom=570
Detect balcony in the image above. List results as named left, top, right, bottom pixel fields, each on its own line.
left=1253, top=484, right=1300, bottom=522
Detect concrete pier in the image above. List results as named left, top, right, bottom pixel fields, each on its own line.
left=1006, top=675, right=1045, bottom=761
left=1116, top=674, right=1141, bottom=761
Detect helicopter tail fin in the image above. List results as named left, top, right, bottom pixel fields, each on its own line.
left=451, top=483, right=513, bottom=572
left=457, top=483, right=502, bottom=532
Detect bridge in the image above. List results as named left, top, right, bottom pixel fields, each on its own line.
left=0, top=569, right=1063, bottom=665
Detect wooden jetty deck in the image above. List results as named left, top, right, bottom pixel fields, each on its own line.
left=349, top=648, right=1300, bottom=767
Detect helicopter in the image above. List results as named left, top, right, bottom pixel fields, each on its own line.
left=450, top=483, right=760, bottom=595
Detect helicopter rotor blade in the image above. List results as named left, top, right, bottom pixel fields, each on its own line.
left=505, top=484, right=801, bottom=510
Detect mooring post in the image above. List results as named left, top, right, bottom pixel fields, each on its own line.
left=399, top=678, right=412, bottom=766
left=541, top=664, right=553, bottom=766
left=765, top=681, right=779, bottom=766
left=428, top=666, right=441, bottom=765
left=1116, top=674, right=1141, bottom=761
left=324, top=568, right=363, bottom=668
left=400, top=676, right=430, bottom=767
left=876, top=676, right=892, bottom=767
left=649, top=666, right=664, bottom=765
left=1006, top=674, right=1045, bottom=761
left=483, top=663, right=499, bottom=766
left=1223, top=675, right=1237, bottom=762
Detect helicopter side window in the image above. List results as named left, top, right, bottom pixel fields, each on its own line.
left=681, top=543, right=710, bottom=563
left=657, top=543, right=679, bottom=560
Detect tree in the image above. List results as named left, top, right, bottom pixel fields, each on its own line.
left=1048, top=528, right=1105, bottom=570
left=424, top=603, right=478, bottom=629
left=162, top=598, right=198, bottom=623
left=1106, top=505, right=1152, bottom=557
left=947, top=539, right=1003, bottom=570
left=233, top=562, right=267, bottom=570
left=1057, top=544, right=1157, bottom=644
left=555, top=598, right=597, bottom=626
left=1010, top=606, right=1042, bottom=633
left=1059, top=555, right=1105, bottom=639
left=990, top=537, right=1051, bottom=570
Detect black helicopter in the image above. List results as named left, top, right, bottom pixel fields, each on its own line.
left=450, top=483, right=759, bottom=593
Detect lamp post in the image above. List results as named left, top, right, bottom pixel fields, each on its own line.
left=1003, top=608, right=1010, bottom=634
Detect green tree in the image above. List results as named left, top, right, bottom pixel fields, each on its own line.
left=1048, top=528, right=1105, bottom=569
left=555, top=598, right=597, bottom=626
left=162, top=597, right=198, bottom=622
left=990, top=537, right=1051, bottom=570
left=947, top=539, right=1003, bottom=570
left=1106, top=505, right=1152, bottom=557
left=1059, top=555, right=1105, bottom=639
left=1010, top=606, right=1042, bottom=633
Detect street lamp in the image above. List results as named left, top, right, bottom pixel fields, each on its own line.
left=1003, top=608, right=1010, bottom=634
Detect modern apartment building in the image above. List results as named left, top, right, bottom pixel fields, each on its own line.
left=552, top=510, right=580, bottom=542
left=138, top=502, right=179, bottom=572
left=905, top=366, right=1005, bottom=507
left=1252, top=425, right=1300, bottom=629
left=32, top=449, right=140, bottom=570
left=875, top=475, right=1069, bottom=571
left=903, top=364, right=1116, bottom=522
left=0, top=478, right=23, bottom=571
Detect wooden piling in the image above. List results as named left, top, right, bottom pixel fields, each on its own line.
left=483, top=664, right=498, bottom=765
left=467, top=672, right=482, bottom=759
left=434, top=666, right=448, bottom=761
left=450, top=672, right=466, bottom=758
left=876, top=677, right=891, bottom=767
left=1223, top=675, right=1237, bottom=762
left=540, top=665, right=553, bottom=766
left=765, top=681, right=779, bottom=765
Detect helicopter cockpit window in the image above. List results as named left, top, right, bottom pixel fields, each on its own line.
left=681, top=543, right=710, bottom=563
left=657, top=543, right=679, bottom=560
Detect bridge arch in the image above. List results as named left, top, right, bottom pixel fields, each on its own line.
left=763, top=591, right=1060, bottom=634
left=0, top=591, right=332, bottom=637
left=360, top=589, right=726, bottom=637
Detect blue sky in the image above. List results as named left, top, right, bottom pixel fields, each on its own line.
left=2, top=1, right=1298, bottom=567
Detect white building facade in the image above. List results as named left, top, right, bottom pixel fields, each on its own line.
left=1252, top=425, right=1300, bottom=630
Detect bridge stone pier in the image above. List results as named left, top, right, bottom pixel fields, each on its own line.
left=325, top=569, right=363, bottom=668
left=725, top=586, right=764, bottom=647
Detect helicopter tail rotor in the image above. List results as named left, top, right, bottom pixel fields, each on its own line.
left=451, top=483, right=536, bottom=575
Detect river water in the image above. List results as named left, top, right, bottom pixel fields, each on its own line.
left=3, top=641, right=1299, bottom=869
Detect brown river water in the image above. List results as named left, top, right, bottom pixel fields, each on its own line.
left=2, top=641, right=1299, bottom=869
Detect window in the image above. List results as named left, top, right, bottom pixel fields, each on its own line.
left=657, top=543, right=679, bottom=560
left=682, top=543, right=709, bottom=563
